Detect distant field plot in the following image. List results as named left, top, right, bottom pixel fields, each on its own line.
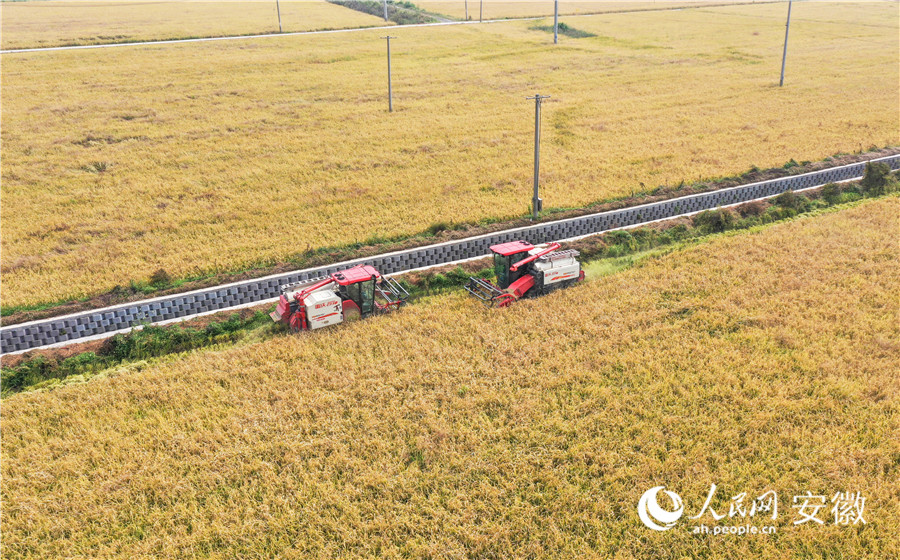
left=1, top=2, right=897, bottom=309
left=0, top=0, right=390, bottom=50
left=416, top=0, right=746, bottom=19
left=2, top=198, right=897, bottom=558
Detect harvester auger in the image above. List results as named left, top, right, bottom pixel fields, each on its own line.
left=270, top=265, right=409, bottom=331
left=464, top=241, right=585, bottom=307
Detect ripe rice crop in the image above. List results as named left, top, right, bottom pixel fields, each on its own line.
left=0, top=0, right=391, bottom=50
left=2, top=197, right=897, bottom=558
left=1, top=2, right=897, bottom=309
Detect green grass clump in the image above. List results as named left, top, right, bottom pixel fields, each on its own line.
left=860, top=161, right=894, bottom=196
left=529, top=22, right=597, bottom=38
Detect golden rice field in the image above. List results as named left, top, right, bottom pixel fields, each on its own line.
left=416, top=0, right=748, bottom=20
left=2, top=197, right=897, bottom=558
left=0, top=0, right=390, bottom=50
left=1, top=2, right=897, bottom=310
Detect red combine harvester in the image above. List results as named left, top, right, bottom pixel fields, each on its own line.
left=270, top=265, right=409, bottom=331
left=465, top=240, right=584, bottom=307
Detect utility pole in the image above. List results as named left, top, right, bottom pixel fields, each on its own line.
left=479, top=0, right=483, bottom=22
left=382, top=36, right=396, bottom=112
left=554, top=0, right=559, bottom=44
left=526, top=94, right=550, bottom=219
left=465, top=0, right=469, bottom=21
left=779, top=0, right=792, bottom=86
left=276, top=0, right=282, bottom=33
left=383, top=0, right=389, bottom=21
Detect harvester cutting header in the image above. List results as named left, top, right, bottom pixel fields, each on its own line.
left=465, top=240, right=584, bottom=307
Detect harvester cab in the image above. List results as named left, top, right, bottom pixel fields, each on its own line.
left=332, top=266, right=379, bottom=319
left=465, top=240, right=585, bottom=307
left=270, top=265, right=409, bottom=331
left=489, top=241, right=534, bottom=289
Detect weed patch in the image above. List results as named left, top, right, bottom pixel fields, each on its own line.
left=529, top=22, right=596, bottom=39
